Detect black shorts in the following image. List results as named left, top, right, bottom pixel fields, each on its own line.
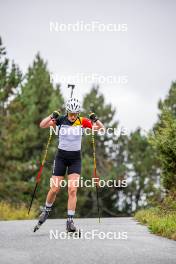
left=52, top=149, right=81, bottom=176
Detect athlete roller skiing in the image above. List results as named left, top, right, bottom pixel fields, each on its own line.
left=33, top=96, right=104, bottom=233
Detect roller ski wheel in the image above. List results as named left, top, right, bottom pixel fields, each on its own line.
left=33, top=206, right=52, bottom=232
left=33, top=223, right=41, bottom=232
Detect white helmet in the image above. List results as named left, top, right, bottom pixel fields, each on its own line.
left=66, top=98, right=81, bottom=113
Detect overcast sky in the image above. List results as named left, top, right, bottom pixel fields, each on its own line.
left=0, top=0, right=176, bottom=132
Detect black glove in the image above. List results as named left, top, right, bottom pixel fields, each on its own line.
left=50, top=110, right=60, bottom=120
left=89, top=112, right=98, bottom=123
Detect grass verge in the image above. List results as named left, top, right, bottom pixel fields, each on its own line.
left=135, top=206, right=176, bottom=240
left=0, top=201, right=38, bottom=220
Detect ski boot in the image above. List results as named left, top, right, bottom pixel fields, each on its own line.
left=66, top=219, right=81, bottom=237
left=33, top=206, right=52, bottom=232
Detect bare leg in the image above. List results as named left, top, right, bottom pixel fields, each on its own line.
left=46, top=175, right=64, bottom=204
left=67, top=173, right=80, bottom=211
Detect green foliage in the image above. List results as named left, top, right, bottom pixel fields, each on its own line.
left=0, top=42, right=65, bottom=212
left=135, top=201, right=176, bottom=240
left=150, top=82, right=176, bottom=191
left=126, top=129, right=160, bottom=211
left=158, top=82, right=176, bottom=118
left=0, top=201, right=37, bottom=220
left=0, top=37, right=22, bottom=181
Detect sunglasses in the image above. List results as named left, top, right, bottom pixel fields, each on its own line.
left=67, top=112, right=79, bottom=116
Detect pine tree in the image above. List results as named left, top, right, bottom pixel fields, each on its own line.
left=0, top=37, right=22, bottom=187
left=3, top=53, right=65, bottom=208
left=150, top=82, right=176, bottom=192
left=126, top=129, right=160, bottom=212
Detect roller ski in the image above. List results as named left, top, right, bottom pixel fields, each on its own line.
left=33, top=206, right=52, bottom=232
left=66, top=219, right=81, bottom=238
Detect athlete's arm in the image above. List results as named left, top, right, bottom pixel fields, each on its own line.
left=40, top=110, right=60, bottom=128
left=82, top=115, right=105, bottom=131
left=39, top=116, right=56, bottom=128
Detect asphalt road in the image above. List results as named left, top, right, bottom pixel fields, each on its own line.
left=0, top=217, right=175, bottom=264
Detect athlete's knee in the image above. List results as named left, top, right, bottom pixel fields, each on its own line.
left=50, top=186, right=60, bottom=195
left=68, top=187, right=77, bottom=197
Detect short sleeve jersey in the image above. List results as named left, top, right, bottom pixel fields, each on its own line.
left=55, top=115, right=92, bottom=151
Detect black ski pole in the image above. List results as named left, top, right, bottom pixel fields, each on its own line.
left=91, top=132, right=101, bottom=223
left=28, top=133, right=52, bottom=214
